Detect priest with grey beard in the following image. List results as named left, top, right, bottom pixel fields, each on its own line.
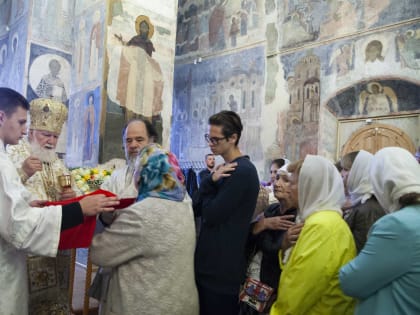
left=100, top=118, right=158, bottom=198
left=7, top=98, right=79, bottom=202
left=6, top=98, right=81, bottom=315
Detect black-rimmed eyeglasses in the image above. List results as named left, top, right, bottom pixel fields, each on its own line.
left=204, top=133, right=227, bottom=145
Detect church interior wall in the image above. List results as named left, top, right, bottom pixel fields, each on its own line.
left=173, top=0, right=420, bottom=179
left=0, top=0, right=30, bottom=94
left=0, top=1, right=419, bottom=180
left=0, top=0, right=178, bottom=168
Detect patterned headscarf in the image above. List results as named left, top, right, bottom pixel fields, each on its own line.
left=134, top=144, right=186, bottom=202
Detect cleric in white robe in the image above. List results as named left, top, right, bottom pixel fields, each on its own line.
left=0, top=87, right=118, bottom=315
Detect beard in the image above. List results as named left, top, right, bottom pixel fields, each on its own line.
left=123, top=155, right=138, bottom=187
left=30, top=141, right=57, bottom=163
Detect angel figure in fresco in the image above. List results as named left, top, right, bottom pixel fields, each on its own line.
left=112, top=15, right=163, bottom=139
left=359, top=82, right=398, bottom=116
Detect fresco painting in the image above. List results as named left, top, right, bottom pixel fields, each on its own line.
left=0, top=0, right=29, bottom=36
left=279, top=52, right=321, bottom=161
left=276, top=0, right=420, bottom=49
left=26, top=44, right=71, bottom=154
left=0, top=0, right=29, bottom=94
left=31, top=0, right=74, bottom=51
left=75, top=0, right=102, bottom=15
left=72, top=6, right=106, bottom=89
left=326, top=79, right=420, bottom=118
left=172, top=45, right=265, bottom=163
left=176, top=0, right=265, bottom=57
left=318, top=107, right=338, bottom=161
left=27, top=44, right=72, bottom=104
left=66, top=87, right=102, bottom=167
left=102, top=0, right=177, bottom=162
left=396, top=25, right=420, bottom=70
left=1, top=0, right=419, bottom=172
left=0, top=23, right=28, bottom=93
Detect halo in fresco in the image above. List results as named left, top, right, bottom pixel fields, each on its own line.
left=28, top=54, right=71, bottom=101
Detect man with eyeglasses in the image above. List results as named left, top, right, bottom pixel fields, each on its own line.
left=193, top=110, right=260, bottom=315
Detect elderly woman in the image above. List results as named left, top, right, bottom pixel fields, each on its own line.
left=270, top=155, right=356, bottom=315
left=240, top=167, right=297, bottom=314
left=341, top=150, right=385, bottom=252
left=340, top=147, right=420, bottom=315
left=90, top=144, right=199, bottom=315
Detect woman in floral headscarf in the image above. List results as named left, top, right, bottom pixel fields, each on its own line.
left=90, top=144, right=199, bottom=315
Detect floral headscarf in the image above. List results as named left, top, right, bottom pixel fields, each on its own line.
left=134, top=144, right=186, bottom=202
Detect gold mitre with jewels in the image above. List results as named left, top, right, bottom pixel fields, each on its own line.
left=30, top=98, right=68, bottom=134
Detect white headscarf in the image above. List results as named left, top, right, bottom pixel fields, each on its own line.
left=277, top=162, right=290, bottom=177
left=298, top=155, right=345, bottom=220
left=370, top=147, right=420, bottom=213
left=347, top=150, right=374, bottom=206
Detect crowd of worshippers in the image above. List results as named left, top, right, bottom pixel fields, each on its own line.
left=0, top=87, right=419, bottom=315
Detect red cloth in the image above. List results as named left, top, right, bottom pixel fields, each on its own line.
left=44, top=189, right=135, bottom=249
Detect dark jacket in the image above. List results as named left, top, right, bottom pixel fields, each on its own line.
left=198, top=168, right=211, bottom=185
left=193, top=156, right=260, bottom=295
left=344, top=196, right=386, bottom=253
left=256, top=204, right=297, bottom=289
left=185, top=168, right=198, bottom=198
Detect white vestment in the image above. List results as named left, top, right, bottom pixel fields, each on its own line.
left=7, top=138, right=81, bottom=314
left=7, top=138, right=80, bottom=200
left=101, top=165, right=138, bottom=198
left=0, top=140, right=61, bottom=315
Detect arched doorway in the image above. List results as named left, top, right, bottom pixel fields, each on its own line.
left=341, top=123, right=416, bottom=156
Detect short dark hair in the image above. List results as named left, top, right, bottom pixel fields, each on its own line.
left=0, top=87, right=30, bottom=116
left=205, top=153, right=214, bottom=159
left=341, top=151, right=360, bottom=170
left=122, top=118, right=158, bottom=142
left=208, top=110, right=243, bottom=145
left=334, top=161, right=343, bottom=172
left=399, top=192, right=420, bottom=208
left=271, top=158, right=286, bottom=169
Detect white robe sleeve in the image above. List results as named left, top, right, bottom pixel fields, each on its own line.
left=0, top=153, right=61, bottom=257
